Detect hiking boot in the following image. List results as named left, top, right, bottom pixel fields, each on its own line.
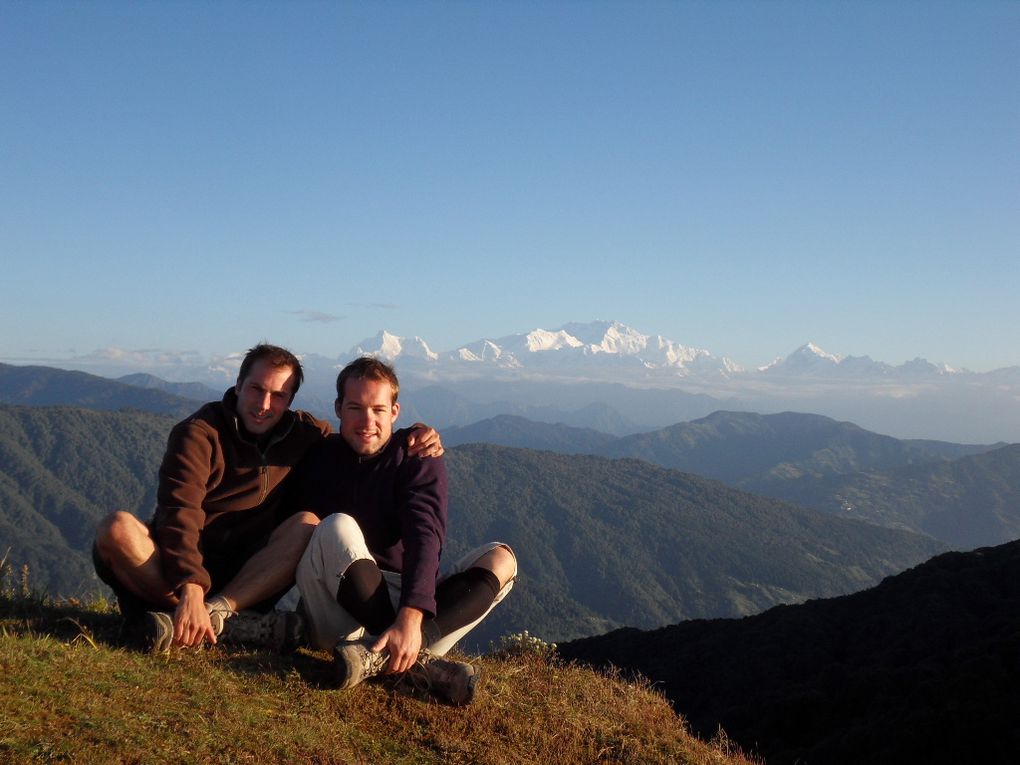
left=142, top=611, right=174, bottom=653
left=333, top=637, right=390, bottom=689
left=141, top=608, right=227, bottom=653
left=218, top=609, right=305, bottom=653
left=409, top=655, right=479, bottom=706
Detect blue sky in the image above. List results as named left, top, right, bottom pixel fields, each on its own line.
left=2, top=1, right=1017, bottom=372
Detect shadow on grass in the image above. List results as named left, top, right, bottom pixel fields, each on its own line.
left=217, top=646, right=338, bottom=689
left=1, top=593, right=344, bottom=689
left=0, top=594, right=470, bottom=705
left=0, top=594, right=125, bottom=646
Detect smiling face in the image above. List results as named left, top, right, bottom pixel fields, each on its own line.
left=336, top=376, right=400, bottom=456
left=234, top=358, right=297, bottom=436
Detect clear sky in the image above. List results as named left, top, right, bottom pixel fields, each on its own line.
left=2, top=1, right=1017, bottom=373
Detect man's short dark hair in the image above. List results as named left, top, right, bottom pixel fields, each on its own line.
left=237, top=343, right=304, bottom=400
left=336, top=356, right=400, bottom=405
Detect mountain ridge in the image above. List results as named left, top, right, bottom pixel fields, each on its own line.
left=0, top=362, right=202, bottom=418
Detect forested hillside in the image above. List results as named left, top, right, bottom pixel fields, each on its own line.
left=768, top=443, right=1020, bottom=549
left=599, top=410, right=993, bottom=485
left=445, top=410, right=1018, bottom=550
left=444, top=444, right=945, bottom=646
left=443, top=414, right=618, bottom=453
left=0, top=405, right=947, bottom=650
left=0, top=405, right=175, bottom=594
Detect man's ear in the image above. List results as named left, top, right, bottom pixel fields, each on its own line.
left=391, top=402, right=400, bottom=422
left=334, top=399, right=342, bottom=419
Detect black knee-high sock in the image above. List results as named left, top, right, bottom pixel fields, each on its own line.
left=423, top=567, right=501, bottom=646
left=336, top=559, right=397, bottom=635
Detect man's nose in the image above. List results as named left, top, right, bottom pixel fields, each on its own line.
left=258, top=392, right=273, bottom=410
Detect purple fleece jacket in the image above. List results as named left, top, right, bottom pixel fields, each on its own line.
left=288, top=427, right=448, bottom=617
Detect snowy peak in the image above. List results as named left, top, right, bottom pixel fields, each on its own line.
left=760, top=343, right=963, bottom=380
left=763, top=342, right=844, bottom=374
left=901, top=357, right=957, bottom=376
left=523, top=329, right=583, bottom=353
left=560, top=320, right=646, bottom=354
left=350, top=331, right=438, bottom=362
left=455, top=339, right=521, bottom=367
left=794, top=342, right=844, bottom=365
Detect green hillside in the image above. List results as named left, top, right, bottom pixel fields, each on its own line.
left=767, top=443, right=1020, bottom=549
left=0, top=405, right=175, bottom=595
left=590, top=410, right=1018, bottom=549
left=600, top=410, right=992, bottom=485
left=445, top=444, right=944, bottom=646
left=443, top=413, right=618, bottom=453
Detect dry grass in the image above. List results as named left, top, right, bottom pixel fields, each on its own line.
left=0, top=588, right=756, bottom=765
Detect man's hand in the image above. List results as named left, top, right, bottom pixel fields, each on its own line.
left=372, top=607, right=424, bottom=674
left=407, top=424, right=444, bottom=458
left=172, top=582, right=217, bottom=648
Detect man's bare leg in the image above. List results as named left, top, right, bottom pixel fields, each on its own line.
left=94, top=511, right=176, bottom=609
left=216, top=512, right=319, bottom=611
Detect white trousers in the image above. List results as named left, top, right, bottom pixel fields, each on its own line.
left=296, top=513, right=516, bottom=655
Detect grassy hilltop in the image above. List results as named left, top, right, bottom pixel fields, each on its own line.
left=0, top=583, right=754, bottom=765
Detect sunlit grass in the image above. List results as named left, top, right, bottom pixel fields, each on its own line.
left=0, top=564, right=756, bottom=765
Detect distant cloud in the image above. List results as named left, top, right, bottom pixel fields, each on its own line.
left=0, top=346, right=238, bottom=382
left=0, top=347, right=193, bottom=368
left=348, top=302, right=399, bottom=310
left=290, top=310, right=346, bottom=323
left=73, top=347, right=208, bottom=366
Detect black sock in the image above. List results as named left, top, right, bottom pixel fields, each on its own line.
left=336, top=559, right=396, bottom=635
left=424, top=567, right=501, bottom=646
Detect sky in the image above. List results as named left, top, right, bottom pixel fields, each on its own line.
left=1, top=1, right=1017, bottom=374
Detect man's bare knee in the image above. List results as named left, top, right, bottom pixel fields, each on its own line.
left=274, top=511, right=319, bottom=536
left=95, top=511, right=148, bottom=561
left=265, top=512, right=320, bottom=551
left=474, top=544, right=517, bottom=588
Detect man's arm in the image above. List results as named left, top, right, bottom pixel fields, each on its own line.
left=153, top=420, right=219, bottom=647
left=372, top=444, right=448, bottom=671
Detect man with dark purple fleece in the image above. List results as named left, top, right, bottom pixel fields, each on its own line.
left=292, top=356, right=516, bottom=704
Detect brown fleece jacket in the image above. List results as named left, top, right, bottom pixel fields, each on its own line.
left=152, top=388, right=330, bottom=594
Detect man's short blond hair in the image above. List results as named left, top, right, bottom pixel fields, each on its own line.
left=336, top=356, right=400, bottom=405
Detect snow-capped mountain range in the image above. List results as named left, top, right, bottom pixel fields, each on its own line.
left=349, top=320, right=738, bottom=376
left=337, top=320, right=975, bottom=383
